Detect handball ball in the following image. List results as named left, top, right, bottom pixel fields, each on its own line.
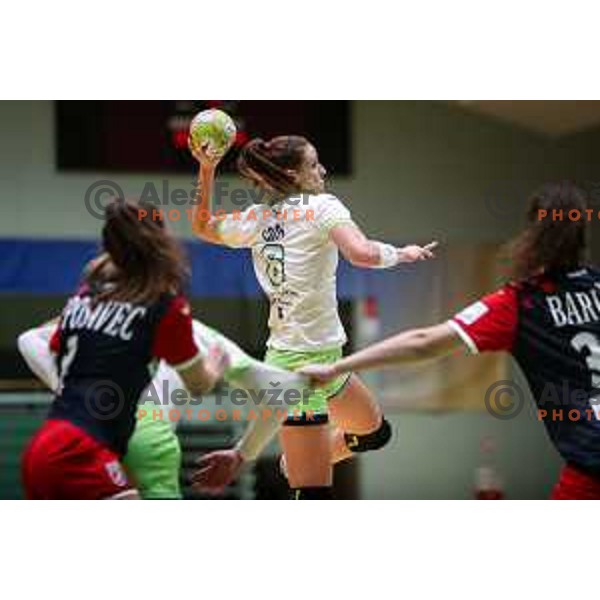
left=189, top=109, right=237, bottom=160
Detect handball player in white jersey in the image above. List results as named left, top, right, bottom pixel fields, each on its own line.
left=189, top=135, right=436, bottom=499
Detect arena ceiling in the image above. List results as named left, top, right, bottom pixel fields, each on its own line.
left=453, top=100, right=600, bottom=137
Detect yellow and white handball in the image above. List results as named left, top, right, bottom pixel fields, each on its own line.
left=189, top=109, right=237, bottom=160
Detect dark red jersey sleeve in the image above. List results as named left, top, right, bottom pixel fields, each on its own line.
left=49, top=325, right=61, bottom=354
left=152, top=295, right=200, bottom=369
left=448, top=284, right=518, bottom=354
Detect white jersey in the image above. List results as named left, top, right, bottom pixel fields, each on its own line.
left=216, top=193, right=355, bottom=351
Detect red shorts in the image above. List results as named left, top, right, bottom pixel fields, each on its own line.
left=21, top=419, right=134, bottom=500
left=551, top=464, right=600, bottom=500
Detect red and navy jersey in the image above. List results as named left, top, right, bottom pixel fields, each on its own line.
left=450, top=266, right=600, bottom=474
left=48, top=289, right=200, bottom=456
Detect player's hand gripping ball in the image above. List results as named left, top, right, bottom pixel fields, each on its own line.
left=188, top=109, right=237, bottom=163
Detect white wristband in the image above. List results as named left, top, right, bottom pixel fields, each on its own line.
left=374, top=242, right=399, bottom=269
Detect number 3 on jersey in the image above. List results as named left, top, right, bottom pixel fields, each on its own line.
left=571, top=332, right=600, bottom=420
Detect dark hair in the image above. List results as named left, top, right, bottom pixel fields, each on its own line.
left=100, top=198, right=189, bottom=304
left=237, top=135, right=311, bottom=199
left=83, top=253, right=117, bottom=284
left=508, top=181, right=588, bottom=280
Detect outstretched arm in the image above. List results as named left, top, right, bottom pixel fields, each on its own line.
left=192, top=367, right=310, bottom=494
left=191, top=410, right=287, bottom=494
left=300, top=323, right=463, bottom=384
left=330, top=224, right=437, bottom=268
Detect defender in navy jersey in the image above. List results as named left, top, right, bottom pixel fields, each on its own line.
left=300, top=182, right=600, bottom=499
left=21, top=199, right=227, bottom=500
left=449, top=269, right=600, bottom=479
left=48, top=289, right=199, bottom=457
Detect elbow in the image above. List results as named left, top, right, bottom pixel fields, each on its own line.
left=17, top=330, right=35, bottom=359
left=409, top=330, right=438, bottom=360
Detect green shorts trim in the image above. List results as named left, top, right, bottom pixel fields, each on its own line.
left=265, top=347, right=351, bottom=418
left=123, top=409, right=182, bottom=499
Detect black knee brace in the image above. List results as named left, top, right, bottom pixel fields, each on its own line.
left=344, top=418, right=391, bottom=453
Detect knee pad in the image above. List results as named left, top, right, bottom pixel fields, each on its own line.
left=344, top=418, right=391, bottom=453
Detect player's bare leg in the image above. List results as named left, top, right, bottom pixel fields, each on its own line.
left=328, top=374, right=385, bottom=463
left=279, top=424, right=333, bottom=498
left=279, top=375, right=387, bottom=477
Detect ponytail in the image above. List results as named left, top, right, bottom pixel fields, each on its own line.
left=237, top=135, right=310, bottom=199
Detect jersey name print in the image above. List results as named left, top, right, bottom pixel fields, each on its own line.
left=49, top=291, right=199, bottom=456
left=545, top=288, right=600, bottom=327
left=61, top=296, right=148, bottom=341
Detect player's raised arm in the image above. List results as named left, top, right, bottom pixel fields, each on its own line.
left=188, top=138, right=227, bottom=245
left=330, top=224, right=438, bottom=268
left=188, top=136, right=263, bottom=249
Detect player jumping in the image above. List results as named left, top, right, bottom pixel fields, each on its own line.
left=189, top=135, right=437, bottom=499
